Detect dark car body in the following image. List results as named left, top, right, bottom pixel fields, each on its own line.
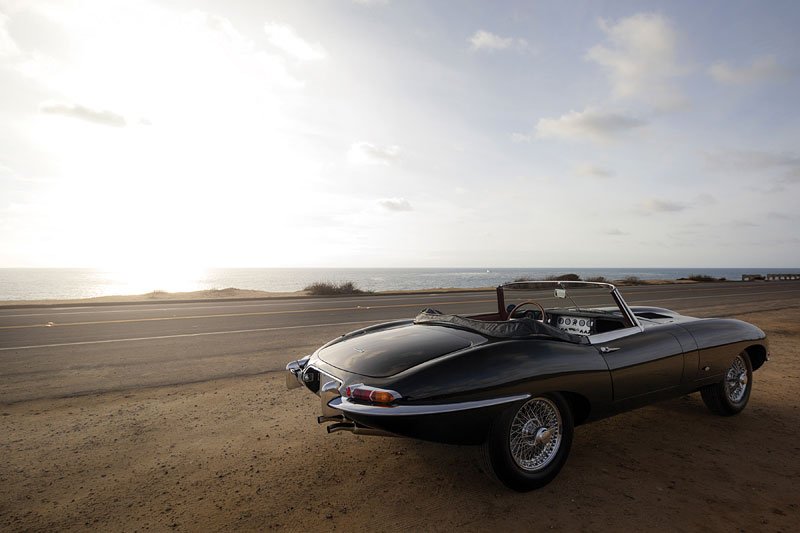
left=286, top=281, right=768, bottom=489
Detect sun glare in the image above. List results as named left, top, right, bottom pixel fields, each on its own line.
left=16, top=0, right=325, bottom=268
left=100, top=264, right=208, bottom=296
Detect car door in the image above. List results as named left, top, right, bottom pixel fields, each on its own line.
left=590, top=327, right=685, bottom=402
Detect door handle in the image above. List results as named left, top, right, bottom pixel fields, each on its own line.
left=600, top=346, right=620, bottom=354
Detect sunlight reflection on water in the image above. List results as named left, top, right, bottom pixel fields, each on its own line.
left=3, top=267, right=800, bottom=301
left=100, top=266, right=208, bottom=296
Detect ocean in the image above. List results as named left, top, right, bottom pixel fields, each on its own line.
left=1, top=267, right=799, bottom=301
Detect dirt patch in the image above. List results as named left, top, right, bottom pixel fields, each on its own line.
left=2, top=308, right=798, bottom=531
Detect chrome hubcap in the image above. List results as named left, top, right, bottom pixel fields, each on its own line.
left=724, top=355, right=748, bottom=403
left=509, top=398, right=562, bottom=472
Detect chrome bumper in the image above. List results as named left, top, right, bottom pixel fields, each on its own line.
left=285, top=360, right=396, bottom=437
left=328, top=394, right=530, bottom=417
left=285, top=359, right=345, bottom=417
left=285, top=356, right=311, bottom=390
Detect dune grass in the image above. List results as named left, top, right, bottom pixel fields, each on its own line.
left=303, top=281, right=371, bottom=295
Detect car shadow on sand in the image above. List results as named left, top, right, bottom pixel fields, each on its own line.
left=352, top=391, right=797, bottom=495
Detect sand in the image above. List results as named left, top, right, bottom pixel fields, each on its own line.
left=2, top=307, right=798, bottom=531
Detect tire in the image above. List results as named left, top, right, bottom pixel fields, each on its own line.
left=701, top=351, right=753, bottom=416
left=483, top=393, right=573, bottom=492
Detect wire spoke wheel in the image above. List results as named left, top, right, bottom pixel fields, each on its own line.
left=723, top=354, right=748, bottom=403
left=701, top=351, right=753, bottom=416
left=508, top=397, right=562, bottom=472
left=484, top=392, right=573, bottom=491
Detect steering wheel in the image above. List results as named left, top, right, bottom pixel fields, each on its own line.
left=506, top=301, right=547, bottom=322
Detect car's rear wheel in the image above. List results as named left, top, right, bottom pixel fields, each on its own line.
left=483, top=393, right=573, bottom=491
left=701, top=351, right=753, bottom=416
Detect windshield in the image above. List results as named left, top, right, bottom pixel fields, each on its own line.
left=413, top=281, right=632, bottom=342
left=501, top=281, right=623, bottom=315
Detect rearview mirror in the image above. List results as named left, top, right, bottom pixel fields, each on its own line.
left=554, top=288, right=566, bottom=299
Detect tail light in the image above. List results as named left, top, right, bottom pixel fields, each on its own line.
left=344, top=384, right=401, bottom=405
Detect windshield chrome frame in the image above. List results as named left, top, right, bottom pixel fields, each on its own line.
left=499, top=280, right=643, bottom=332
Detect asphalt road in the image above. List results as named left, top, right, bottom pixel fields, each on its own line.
left=2, top=282, right=799, bottom=403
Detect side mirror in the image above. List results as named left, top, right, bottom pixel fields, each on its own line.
left=554, top=288, right=567, bottom=299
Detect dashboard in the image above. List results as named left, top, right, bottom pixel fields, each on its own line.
left=551, top=315, right=595, bottom=336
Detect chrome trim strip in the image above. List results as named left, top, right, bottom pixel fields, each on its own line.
left=328, top=393, right=530, bottom=417
left=588, top=327, right=643, bottom=345
left=501, top=280, right=616, bottom=290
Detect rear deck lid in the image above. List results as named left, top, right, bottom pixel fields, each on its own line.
left=318, top=324, right=485, bottom=377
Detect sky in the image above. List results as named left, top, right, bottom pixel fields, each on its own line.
left=1, top=0, right=799, bottom=269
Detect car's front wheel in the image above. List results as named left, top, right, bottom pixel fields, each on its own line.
left=701, top=351, right=753, bottom=416
left=483, top=393, right=573, bottom=491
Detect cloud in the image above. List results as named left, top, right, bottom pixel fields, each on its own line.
left=705, top=149, right=800, bottom=170
left=378, top=198, right=412, bottom=211
left=348, top=141, right=400, bottom=166
left=0, top=12, right=20, bottom=57
left=586, top=13, right=686, bottom=109
left=709, top=56, right=791, bottom=85
left=352, top=0, right=389, bottom=5
left=186, top=11, right=305, bottom=88
left=469, top=30, right=529, bottom=52
left=605, top=228, right=628, bottom=235
left=200, top=12, right=252, bottom=51
left=39, top=101, right=127, bottom=127
left=641, top=198, right=687, bottom=213
left=733, top=219, right=758, bottom=227
left=575, top=163, right=614, bottom=178
left=704, top=149, right=800, bottom=184
left=693, top=193, right=716, bottom=206
left=0, top=161, right=15, bottom=180
left=264, top=22, right=326, bottom=61
left=535, top=108, right=646, bottom=142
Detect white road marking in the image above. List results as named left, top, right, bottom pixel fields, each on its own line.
left=0, top=298, right=493, bottom=330
left=0, top=292, right=492, bottom=318
left=2, top=288, right=797, bottom=350
left=0, top=319, right=388, bottom=351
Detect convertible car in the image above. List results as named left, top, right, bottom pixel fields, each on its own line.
left=285, top=281, right=768, bottom=491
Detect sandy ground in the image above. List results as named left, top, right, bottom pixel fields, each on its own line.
left=2, top=307, right=798, bottom=532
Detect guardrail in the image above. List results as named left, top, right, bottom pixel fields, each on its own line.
left=742, top=273, right=800, bottom=281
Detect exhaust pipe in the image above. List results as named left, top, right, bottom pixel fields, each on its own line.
left=325, top=421, right=397, bottom=437
left=327, top=422, right=355, bottom=434
left=317, top=415, right=344, bottom=424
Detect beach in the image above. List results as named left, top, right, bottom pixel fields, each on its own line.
left=2, top=299, right=799, bottom=531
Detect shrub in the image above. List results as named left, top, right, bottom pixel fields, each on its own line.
left=303, top=281, right=369, bottom=295
left=586, top=276, right=609, bottom=283
left=546, top=273, right=582, bottom=281
left=679, top=274, right=721, bottom=283
left=622, top=275, right=645, bottom=285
